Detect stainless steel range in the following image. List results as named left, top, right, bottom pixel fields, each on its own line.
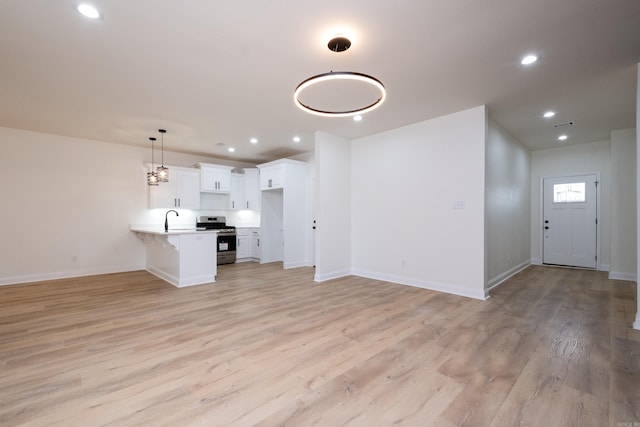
left=196, top=216, right=237, bottom=265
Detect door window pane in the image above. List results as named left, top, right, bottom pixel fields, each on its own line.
left=553, top=182, right=585, bottom=203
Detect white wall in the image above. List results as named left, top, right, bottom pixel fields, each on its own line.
left=485, top=119, right=531, bottom=290
left=610, top=128, right=637, bottom=280
left=314, top=131, right=351, bottom=281
left=0, top=126, right=255, bottom=285
left=634, top=63, right=640, bottom=330
left=350, top=106, right=487, bottom=299
left=530, top=140, right=611, bottom=269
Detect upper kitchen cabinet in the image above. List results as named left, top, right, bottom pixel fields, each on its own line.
left=244, top=168, right=260, bottom=211
left=198, top=163, right=233, bottom=193
left=229, top=168, right=260, bottom=211
left=260, top=164, right=283, bottom=190
left=229, top=172, right=246, bottom=210
left=149, top=166, right=200, bottom=209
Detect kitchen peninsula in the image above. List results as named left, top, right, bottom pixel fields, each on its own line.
left=131, top=228, right=218, bottom=287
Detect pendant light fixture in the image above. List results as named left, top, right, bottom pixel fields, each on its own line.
left=294, top=36, right=386, bottom=117
left=156, top=129, right=169, bottom=182
left=147, top=137, right=159, bottom=186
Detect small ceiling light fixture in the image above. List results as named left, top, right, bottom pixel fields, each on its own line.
left=543, top=111, right=555, bottom=118
left=293, top=136, right=301, bottom=143
left=228, top=147, right=235, bottom=153
left=147, top=137, right=159, bottom=186
left=156, top=129, right=169, bottom=182
left=558, top=134, right=568, bottom=141
left=521, top=54, right=538, bottom=65
left=77, top=3, right=101, bottom=19
left=353, top=114, right=363, bottom=122
left=294, top=36, right=386, bottom=117
left=250, top=138, right=258, bottom=144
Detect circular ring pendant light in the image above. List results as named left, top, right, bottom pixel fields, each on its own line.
left=294, top=36, right=386, bottom=118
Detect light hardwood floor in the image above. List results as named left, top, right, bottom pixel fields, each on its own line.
left=0, top=263, right=638, bottom=426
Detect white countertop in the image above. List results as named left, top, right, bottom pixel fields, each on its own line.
left=130, top=227, right=219, bottom=236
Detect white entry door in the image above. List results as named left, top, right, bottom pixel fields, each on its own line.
left=543, top=174, right=598, bottom=268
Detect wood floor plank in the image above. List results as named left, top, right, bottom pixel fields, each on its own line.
left=0, top=264, right=638, bottom=426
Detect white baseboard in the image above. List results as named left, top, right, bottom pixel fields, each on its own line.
left=0, top=264, right=144, bottom=287
left=283, top=260, right=310, bottom=269
left=351, top=269, right=487, bottom=300
left=608, top=271, right=637, bottom=282
left=530, top=257, right=541, bottom=265
left=599, top=263, right=611, bottom=272
left=314, top=269, right=351, bottom=282
left=486, top=260, right=531, bottom=295
left=634, top=313, right=640, bottom=330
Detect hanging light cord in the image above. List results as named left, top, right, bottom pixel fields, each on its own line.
left=159, top=129, right=166, bottom=167
left=150, top=137, right=156, bottom=168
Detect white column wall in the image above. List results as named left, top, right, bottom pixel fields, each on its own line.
left=350, top=106, right=487, bottom=299
left=610, top=128, right=637, bottom=281
left=485, top=119, right=531, bottom=291
left=314, top=131, right=351, bottom=281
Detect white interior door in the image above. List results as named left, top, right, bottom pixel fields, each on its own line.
left=543, top=174, right=597, bottom=268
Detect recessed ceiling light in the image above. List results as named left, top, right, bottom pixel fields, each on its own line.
left=77, top=3, right=101, bottom=19
left=353, top=115, right=363, bottom=122
left=543, top=111, right=555, bottom=118
left=228, top=147, right=235, bottom=152
left=558, top=135, right=568, bottom=141
left=293, top=136, right=301, bottom=143
left=521, top=54, right=538, bottom=65
left=250, top=138, right=258, bottom=144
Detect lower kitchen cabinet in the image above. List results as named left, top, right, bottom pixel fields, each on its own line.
left=250, top=228, right=261, bottom=261
left=236, top=228, right=260, bottom=262
left=236, top=229, right=251, bottom=261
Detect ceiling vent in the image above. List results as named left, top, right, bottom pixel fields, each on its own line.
left=553, top=121, right=575, bottom=128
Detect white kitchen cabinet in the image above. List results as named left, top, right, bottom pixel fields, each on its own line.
left=244, top=168, right=260, bottom=211
left=236, top=228, right=251, bottom=260
left=250, top=228, right=261, bottom=260
left=198, top=163, right=233, bottom=193
left=260, top=165, right=283, bottom=190
left=229, top=169, right=260, bottom=211
left=229, top=173, right=246, bottom=210
left=149, top=166, right=201, bottom=209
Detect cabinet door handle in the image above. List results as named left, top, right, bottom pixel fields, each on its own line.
left=178, top=198, right=181, bottom=207
left=232, top=200, right=235, bottom=209
left=246, top=201, right=249, bottom=209
left=174, top=198, right=177, bottom=207
left=257, top=239, right=260, bottom=247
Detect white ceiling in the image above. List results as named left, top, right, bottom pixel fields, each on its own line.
left=1, top=1, right=639, bottom=164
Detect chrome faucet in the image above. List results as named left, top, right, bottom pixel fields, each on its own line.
left=164, top=210, right=178, bottom=232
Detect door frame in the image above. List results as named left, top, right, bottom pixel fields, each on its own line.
left=538, top=172, right=602, bottom=269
